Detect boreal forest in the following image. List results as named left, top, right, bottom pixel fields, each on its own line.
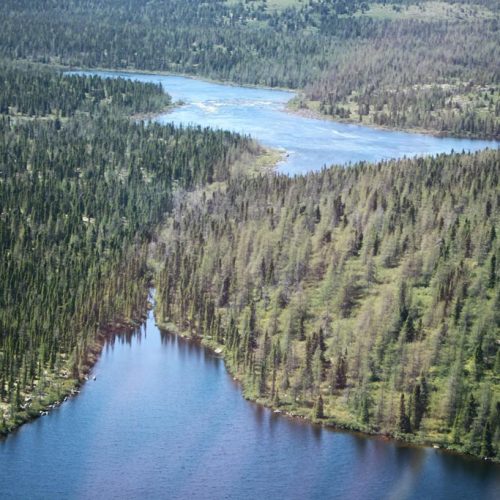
left=0, top=61, right=258, bottom=432
left=155, top=149, right=500, bottom=459
left=1, top=0, right=499, bottom=138
left=0, top=0, right=498, bottom=464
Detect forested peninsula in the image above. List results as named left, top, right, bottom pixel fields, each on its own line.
left=0, top=0, right=499, bottom=463
left=155, top=149, right=500, bottom=459
left=0, top=61, right=259, bottom=433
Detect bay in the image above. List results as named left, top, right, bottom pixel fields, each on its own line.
left=1, top=308, right=498, bottom=499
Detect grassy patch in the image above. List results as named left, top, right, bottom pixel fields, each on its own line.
left=357, top=2, right=496, bottom=22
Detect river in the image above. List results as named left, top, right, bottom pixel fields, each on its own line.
left=74, top=70, right=496, bottom=175
left=0, top=72, right=499, bottom=499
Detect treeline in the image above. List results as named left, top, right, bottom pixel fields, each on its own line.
left=155, top=149, right=500, bottom=459
left=0, top=0, right=499, bottom=137
left=0, top=60, right=170, bottom=117
left=0, top=65, right=255, bottom=432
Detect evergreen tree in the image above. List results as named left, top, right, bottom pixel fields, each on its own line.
left=313, top=394, right=324, bottom=419
left=412, top=383, right=425, bottom=431
left=480, top=422, right=494, bottom=458
left=398, top=394, right=412, bottom=434
left=335, top=354, right=348, bottom=390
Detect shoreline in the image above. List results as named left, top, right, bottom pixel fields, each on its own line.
left=17, top=59, right=500, bottom=143
left=0, top=143, right=274, bottom=440
left=150, top=146, right=499, bottom=466
left=0, top=308, right=149, bottom=440
left=84, top=65, right=499, bottom=142
left=157, top=317, right=499, bottom=466
left=2, top=62, right=497, bottom=461
left=130, top=103, right=180, bottom=122
left=58, top=63, right=297, bottom=95
left=285, top=98, right=500, bottom=141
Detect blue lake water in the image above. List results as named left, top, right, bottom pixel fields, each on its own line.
left=1, top=309, right=499, bottom=500
left=74, top=70, right=497, bottom=175
left=1, top=72, right=499, bottom=499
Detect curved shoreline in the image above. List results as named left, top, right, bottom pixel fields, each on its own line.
left=158, top=317, right=500, bottom=466
left=285, top=96, right=500, bottom=141
left=0, top=312, right=148, bottom=440
left=2, top=64, right=497, bottom=466
left=2, top=277, right=497, bottom=468
left=61, top=63, right=499, bottom=142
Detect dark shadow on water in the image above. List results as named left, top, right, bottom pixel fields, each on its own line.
left=159, top=328, right=220, bottom=370
left=352, top=432, right=368, bottom=457
left=103, top=325, right=144, bottom=354
left=159, top=328, right=177, bottom=347
left=312, top=423, right=323, bottom=443
left=253, top=405, right=265, bottom=430
left=437, top=449, right=500, bottom=481
left=395, top=444, right=426, bottom=471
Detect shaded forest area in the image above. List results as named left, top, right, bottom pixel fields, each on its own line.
left=155, top=149, right=500, bottom=459
left=0, top=0, right=499, bottom=137
left=0, top=62, right=256, bottom=433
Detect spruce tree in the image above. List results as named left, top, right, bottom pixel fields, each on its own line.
left=480, top=422, right=494, bottom=458
left=313, top=394, right=324, bottom=419
left=398, top=394, right=412, bottom=434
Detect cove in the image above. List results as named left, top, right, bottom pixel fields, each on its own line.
left=73, top=70, right=498, bottom=175
left=1, top=308, right=499, bottom=499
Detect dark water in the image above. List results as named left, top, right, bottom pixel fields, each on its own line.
left=72, top=70, right=498, bottom=175
left=1, top=309, right=498, bottom=499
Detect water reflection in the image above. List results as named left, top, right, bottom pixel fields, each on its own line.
left=253, top=405, right=265, bottom=430
left=104, top=325, right=144, bottom=352
left=1, top=307, right=499, bottom=499
left=387, top=447, right=426, bottom=500
left=311, top=423, right=323, bottom=442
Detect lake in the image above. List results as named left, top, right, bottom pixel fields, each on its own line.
left=1, top=71, right=499, bottom=499
left=1, top=308, right=499, bottom=499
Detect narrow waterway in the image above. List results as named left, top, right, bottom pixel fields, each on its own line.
left=74, top=70, right=498, bottom=175
left=1, top=71, right=499, bottom=499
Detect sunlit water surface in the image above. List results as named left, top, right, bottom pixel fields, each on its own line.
left=74, top=70, right=497, bottom=175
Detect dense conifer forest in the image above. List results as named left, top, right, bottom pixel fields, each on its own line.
left=0, top=60, right=172, bottom=117
left=0, top=0, right=499, bottom=137
left=0, top=0, right=498, bottom=463
left=0, top=62, right=256, bottom=433
left=155, top=149, right=500, bottom=458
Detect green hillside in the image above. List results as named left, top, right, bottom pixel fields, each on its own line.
left=155, top=149, right=500, bottom=459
